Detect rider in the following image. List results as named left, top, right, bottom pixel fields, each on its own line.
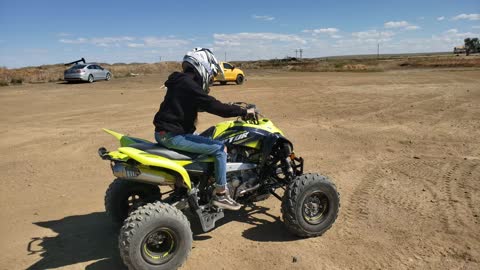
left=153, top=48, right=254, bottom=211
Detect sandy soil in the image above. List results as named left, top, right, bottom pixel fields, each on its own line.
left=1, top=68, right=479, bottom=270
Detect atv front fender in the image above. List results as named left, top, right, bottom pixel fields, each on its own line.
left=118, top=147, right=192, bottom=189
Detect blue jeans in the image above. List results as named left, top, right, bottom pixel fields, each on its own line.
left=155, top=132, right=227, bottom=188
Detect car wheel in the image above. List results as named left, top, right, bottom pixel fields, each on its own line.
left=106, top=73, right=111, bottom=81
left=88, top=74, right=94, bottom=83
left=235, top=75, right=244, bottom=85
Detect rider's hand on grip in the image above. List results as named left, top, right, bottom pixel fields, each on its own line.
left=242, top=108, right=256, bottom=121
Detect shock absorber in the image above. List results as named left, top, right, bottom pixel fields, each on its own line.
left=282, top=143, right=295, bottom=180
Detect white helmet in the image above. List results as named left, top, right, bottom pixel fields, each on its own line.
left=182, top=48, right=223, bottom=93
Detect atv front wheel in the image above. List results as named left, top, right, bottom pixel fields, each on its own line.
left=119, top=202, right=192, bottom=270
left=281, top=173, right=339, bottom=237
left=105, top=179, right=161, bottom=224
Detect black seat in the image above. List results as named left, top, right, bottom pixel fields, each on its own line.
left=129, top=142, right=200, bottom=160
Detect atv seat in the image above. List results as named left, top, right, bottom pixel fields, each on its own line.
left=129, top=142, right=200, bottom=160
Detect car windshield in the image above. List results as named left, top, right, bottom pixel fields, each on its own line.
left=70, top=65, right=86, bottom=70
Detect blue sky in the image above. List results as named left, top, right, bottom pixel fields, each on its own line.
left=0, top=0, right=479, bottom=68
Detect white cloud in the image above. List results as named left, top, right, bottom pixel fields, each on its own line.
left=90, top=37, right=134, bottom=47
left=127, top=43, right=145, bottom=48
left=432, top=29, right=478, bottom=45
left=212, top=32, right=307, bottom=60
left=59, top=36, right=190, bottom=49
left=452, top=13, right=480, bottom=21
left=252, top=15, right=275, bottom=21
left=384, top=21, right=420, bottom=31
left=352, top=30, right=395, bottom=40
left=214, top=32, right=306, bottom=46
left=59, top=36, right=134, bottom=47
left=303, top=28, right=339, bottom=34
left=384, top=21, right=409, bottom=28
left=405, top=25, right=420, bottom=30
left=437, top=16, right=445, bottom=21
left=303, top=28, right=342, bottom=39
left=59, top=38, right=88, bottom=44
left=143, top=37, right=190, bottom=48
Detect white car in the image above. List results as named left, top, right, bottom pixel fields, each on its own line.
left=64, top=63, right=112, bottom=83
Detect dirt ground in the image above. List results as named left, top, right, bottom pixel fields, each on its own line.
left=1, top=68, right=479, bottom=270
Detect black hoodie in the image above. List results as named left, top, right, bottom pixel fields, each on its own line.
left=153, top=72, right=247, bottom=134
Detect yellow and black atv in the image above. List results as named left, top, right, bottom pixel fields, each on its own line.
left=98, top=102, right=339, bottom=270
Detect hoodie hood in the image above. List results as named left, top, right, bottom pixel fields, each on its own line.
left=164, top=72, right=187, bottom=89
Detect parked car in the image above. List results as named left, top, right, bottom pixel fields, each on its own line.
left=213, top=62, right=245, bottom=85
left=64, top=63, right=112, bottom=83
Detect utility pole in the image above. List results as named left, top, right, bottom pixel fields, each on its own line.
left=377, top=43, right=380, bottom=59
left=295, top=49, right=298, bottom=58
left=299, top=48, right=303, bottom=59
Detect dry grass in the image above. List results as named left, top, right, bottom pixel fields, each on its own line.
left=1, top=54, right=479, bottom=87
left=233, top=53, right=480, bottom=72
left=232, top=58, right=383, bottom=72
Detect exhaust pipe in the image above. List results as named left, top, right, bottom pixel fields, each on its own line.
left=112, top=163, right=176, bottom=185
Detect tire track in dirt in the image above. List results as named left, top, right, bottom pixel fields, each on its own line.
left=339, top=158, right=462, bottom=268
left=378, top=159, right=440, bottom=212
left=446, top=161, right=480, bottom=231
left=339, top=168, right=385, bottom=236
left=385, top=159, right=480, bottom=264
left=461, top=162, right=480, bottom=224
left=439, top=162, right=461, bottom=233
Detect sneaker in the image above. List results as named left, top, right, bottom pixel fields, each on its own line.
left=213, top=193, right=241, bottom=211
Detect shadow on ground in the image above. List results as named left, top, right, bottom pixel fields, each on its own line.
left=27, top=205, right=297, bottom=269
left=27, top=212, right=126, bottom=270
left=56, top=81, right=84, bottom=84
left=191, top=204, right=299, bottom=242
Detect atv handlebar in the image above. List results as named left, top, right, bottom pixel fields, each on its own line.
left=231, top=102, right=261, bottom=124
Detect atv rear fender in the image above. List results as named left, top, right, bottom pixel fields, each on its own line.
left=117, top=147, right=192, bottom=189
left=103, top=128, right=150, bottom=147
left=102, top=128, right=192, bottom=189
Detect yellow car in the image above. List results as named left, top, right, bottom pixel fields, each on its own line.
left=214, top=62, right=245, bottom=85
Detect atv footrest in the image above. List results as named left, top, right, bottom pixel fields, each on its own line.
left=195, top=208, right=224, bottom=232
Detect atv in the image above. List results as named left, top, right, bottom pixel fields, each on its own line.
left=98, top=102, right=339, bottom=270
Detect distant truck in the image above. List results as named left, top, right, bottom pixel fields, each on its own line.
left=453, top=46, right=466, bottom=55
left=213, top=62, right=245, bottom=85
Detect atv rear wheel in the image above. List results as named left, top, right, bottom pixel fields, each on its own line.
left=119, top=202, right=192, bottom=270
left=281, top=173, right=339, bottom=237
left=105, top=179, right=160, bottom=224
